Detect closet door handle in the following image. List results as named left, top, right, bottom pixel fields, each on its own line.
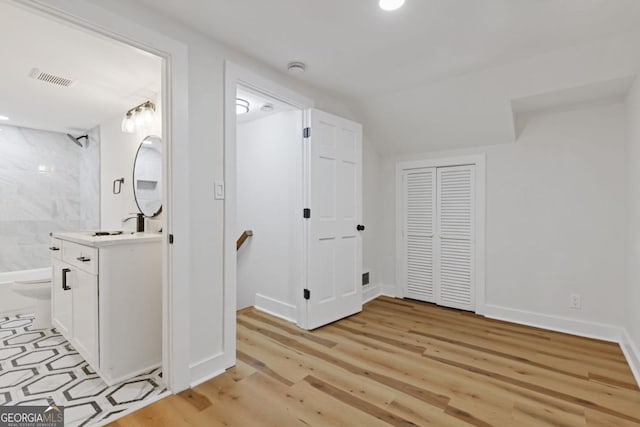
left=357, top=224, right=365, bottom=231
left=62, top=268, right=71, bottom=291
left=49, top=246, right=60, bottom=251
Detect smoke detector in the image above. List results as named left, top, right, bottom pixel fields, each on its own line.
left=261, top=103, right=275, bottom=112
left=287, top=62, right=306, bottom=74
left=29, top=68, right=77, bottom=87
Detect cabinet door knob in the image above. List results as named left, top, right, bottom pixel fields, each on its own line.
left=62, top=268, right=71, bottom=291
left=76, top=256, right=91, bottom=262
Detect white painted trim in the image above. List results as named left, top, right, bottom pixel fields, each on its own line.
left=255, top=294, right=297, bottom=322
left=223, top=61, right=314, bottom=378
left=381, top=284, right=398, bottom=298
left=96, top=363, right=162, bottom=388
left=12, top=0, right=191, bottom=392
left=363, top=284, right=397, bottom=304
left=395, top=154, right=486, bottom=314
left=621, top=329, right=640, bottom=387
left=362, top=284, right=382, bottom=304
left=93, top=389, right=171, bottom=427
left=190, top=367, right=226, bottom=389
left=483, top=304, right=622, bottom=343
left=189, top=352, right=225, bottom=387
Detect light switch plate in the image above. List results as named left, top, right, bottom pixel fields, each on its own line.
left=214, top=180, right=225, bottom=200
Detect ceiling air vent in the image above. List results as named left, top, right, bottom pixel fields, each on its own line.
left=28, top=68, right=76, bottom=87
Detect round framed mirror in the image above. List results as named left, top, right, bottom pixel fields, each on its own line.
left=133, top=135, right=162, bottom=217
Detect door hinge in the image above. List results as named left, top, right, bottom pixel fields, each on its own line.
left=169, top=234, right=174, bottom=244
left=304, top=289, right=310, bottom=300
left=303, top=208, right=311, bottom=219
left=303, top=127, right=311, bottom=138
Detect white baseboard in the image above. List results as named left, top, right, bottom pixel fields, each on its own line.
left=363, top=284, right=382, bottom=303
left=189, top=351, right=226, bottom=387
left=621, top=329, right=640, bottom=387
left=483, top=304, right=622, bottom=343
left=254, top=294, right=296, bottom=323
left=381, top=284, right=398, bottom=298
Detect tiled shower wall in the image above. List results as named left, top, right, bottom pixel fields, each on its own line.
left=0, top=125, right=100, bottom=272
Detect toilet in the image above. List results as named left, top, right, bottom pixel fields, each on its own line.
left=11, top=273, right=52, bottom=330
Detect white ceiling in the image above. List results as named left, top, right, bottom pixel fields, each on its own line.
left=129, top=0, right=640, bottom=155
left=0, top=2, right=162, bottom=134
left=133, top=0, right=640, bottom=99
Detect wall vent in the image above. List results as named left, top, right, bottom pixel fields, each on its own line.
left=29, top=68, right=76, bottom=87
left=362, top=272, right=370, bottom=286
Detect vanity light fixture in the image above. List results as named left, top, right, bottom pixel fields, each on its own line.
left=121, top=111, right=135, bottom=133
left=236, top=98, right=250, bottom=115
left=121, top=101, right=156, bottom=134
left=379, top=0, right=405, bottom=11
left=0, top=115, right=9, bottom=121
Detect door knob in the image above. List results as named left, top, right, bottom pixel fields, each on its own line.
left=357, top=224, right=365, bottom=231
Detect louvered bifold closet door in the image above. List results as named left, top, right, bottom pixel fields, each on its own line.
left=436, top=165, right=475, bottom=310
left=404, top=168, right=436, bottom=302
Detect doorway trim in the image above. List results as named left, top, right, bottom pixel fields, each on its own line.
left=223, top=61, right=313, bottom=370
left=13, top=0, right=191, bottom=392
left=395, top=154, right=486, bottom=314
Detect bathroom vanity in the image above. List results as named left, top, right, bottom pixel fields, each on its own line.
left=50, top=231, right=162, bottom=386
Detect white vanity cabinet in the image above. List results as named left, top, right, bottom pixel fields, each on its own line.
left=51, top=232, right=162, bottom=386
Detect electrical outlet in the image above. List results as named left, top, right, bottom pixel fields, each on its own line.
left=569, top=293, right=581, bottom=309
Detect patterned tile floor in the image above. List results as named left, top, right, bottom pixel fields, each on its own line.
left=0, top=314, right=167, bottom=426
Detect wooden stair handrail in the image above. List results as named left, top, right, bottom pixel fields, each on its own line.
left=236, top=230, right=253, bottom=250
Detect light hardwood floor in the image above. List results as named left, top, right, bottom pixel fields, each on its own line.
left=109, top=297, right=640, bottom=426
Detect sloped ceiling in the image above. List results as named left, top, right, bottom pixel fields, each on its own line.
left=0, top=2, right=161, bottom=134
left=129, top=0, right=640, bottom=154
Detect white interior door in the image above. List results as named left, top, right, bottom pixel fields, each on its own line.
left=436, top=165, right=475, bottom=311
left=403, top=168, right=436, bottom=302
left=303, top=109, right=363, bottom=330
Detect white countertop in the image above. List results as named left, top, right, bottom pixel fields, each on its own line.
left=51, top=231, right=163, bottom=247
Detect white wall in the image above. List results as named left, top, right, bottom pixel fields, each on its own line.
left=100, top=95, right=162, bottom=231
left=626, top=78, right=640, bottom=371
left=362, top=136, right=382, bottom=288
left=236, top=110, right=302, bottom=318
left=380, top=102, right=627, bottom=329
left=69, top=0, right=380, bottom=383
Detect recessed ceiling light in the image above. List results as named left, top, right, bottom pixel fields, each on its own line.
left=379, top=0, right=405, bottom=11
left=236, top=98, right=250, bottom=115
left=287, top=62, right=306, bottom=74
left=0, top=115, right=9, bottom=121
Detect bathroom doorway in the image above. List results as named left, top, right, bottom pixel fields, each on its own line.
left=0, top=1, right=188, bottom=423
